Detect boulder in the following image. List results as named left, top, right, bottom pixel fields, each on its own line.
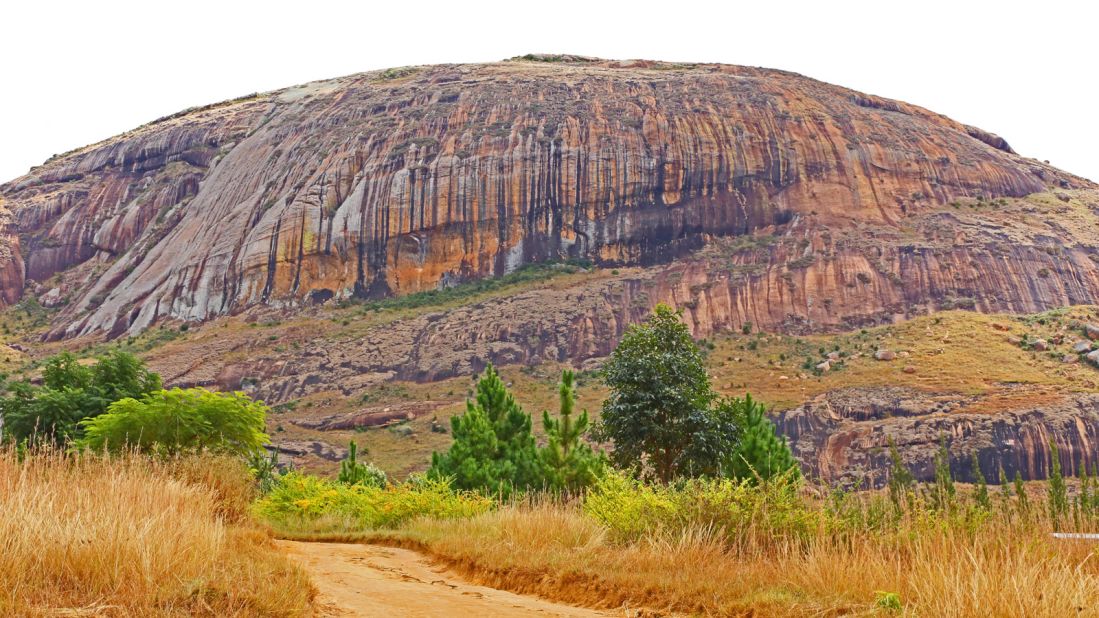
left=902, top=365, right=917, bottom=374
left=1074, top=341, right=1093, bottom=354
left=1063, top=355, right=1079, bottom=364
left=816, top=361, right=831, bottom=372
left=1088, top=350, right=1099, bottom=367
left=1031, top=339, right=1049, bottom=352
left=874, top=349, right=896, bottom=361
left=1087, top=324, right=1099, bottom=341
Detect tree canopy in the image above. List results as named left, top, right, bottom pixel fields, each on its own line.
left=76, top=388, right=269, bottom=456
left=429, top=364, right=605, bottom=495
left=724, top=393, right=799, bottom=483
left=428, top=364, right=543, bottom=495
left=0, top=351, right=161, bottom=446
left=596, top=304, right=737, bottom=482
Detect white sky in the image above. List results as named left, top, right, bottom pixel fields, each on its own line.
left=1, top=0, right=1096, bottom=183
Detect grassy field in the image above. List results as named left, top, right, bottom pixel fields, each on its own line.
left=0, top=449, right=314, bottom=616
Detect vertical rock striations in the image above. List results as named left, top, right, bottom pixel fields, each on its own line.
left=0, top=58, right=1092, bottom=339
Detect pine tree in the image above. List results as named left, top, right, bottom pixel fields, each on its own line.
left=971, top=452, right=990, bottom=511
left=930, top=436, right=956, bottom=512
left=540, top=370, right=605, bottom=493
left=428, top=364, right=542, bottom=496
left=998, top=463, right=1013, bottom=511
left=726, top=393, right=799, bottom=483
left=887, top=438, right=914, bottom=514
left=338, top=441, right=387, bottom=488
left=1014, top=471, right=1029, bottom=514
left=1047, top=440, right=1068, bottom=525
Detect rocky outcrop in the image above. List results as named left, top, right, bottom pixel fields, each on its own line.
left=774, top=387, right=1099, bottom=487
left=292, top=401, right=450, bottom=431
left=0, top=57, right=1091, bottom=340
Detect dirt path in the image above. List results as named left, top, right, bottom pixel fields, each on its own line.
left=278, top=540, right=621, bottom=617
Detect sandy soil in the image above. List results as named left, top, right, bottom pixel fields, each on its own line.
left=277, top=540, right=620, bottom=617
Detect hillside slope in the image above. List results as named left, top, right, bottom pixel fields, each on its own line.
left=2, top=56, right=1098, bottom=485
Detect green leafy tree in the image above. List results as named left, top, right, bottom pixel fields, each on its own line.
left=338, top=441, right=388, bottom=488
left=1, top=351, right=161, bottom=446
left=76, top=388, right=268, bottom=456
left=725, top=394, right=798, bottom=483
left=596, top=304, right=737, bottom=482
left=428, top=364, right=543, bottom=495
left=540, top=370, right=605, bottom=492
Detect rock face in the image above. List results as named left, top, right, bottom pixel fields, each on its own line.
left=0, top=56, right=1093, bottom=340
left=774, top=387, right=1099, bottom=487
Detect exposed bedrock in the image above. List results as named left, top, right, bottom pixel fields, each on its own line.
left=774, top=387, right=1099, bottom=487
left=0, top=58, right=1090, bottom=339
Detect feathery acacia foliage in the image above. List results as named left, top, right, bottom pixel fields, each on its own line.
left=77, top=388, right=268, bottom=457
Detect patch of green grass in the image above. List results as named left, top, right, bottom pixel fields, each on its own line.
left=346, top=259, right=593, bottom=314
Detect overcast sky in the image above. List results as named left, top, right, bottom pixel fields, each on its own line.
left=2, top=0, right=1096, bottom=183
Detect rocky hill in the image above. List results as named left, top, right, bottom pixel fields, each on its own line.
left=1, top=55, right=1097, bottom=484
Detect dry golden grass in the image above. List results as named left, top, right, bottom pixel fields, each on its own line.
left=373, top=501, right=1099, bottom=617
left=709, top=306, right=1099, bottom=408
left=0, top=449, right=314, bottom=616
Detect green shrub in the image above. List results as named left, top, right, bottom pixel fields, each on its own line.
left=0, top=351, right=161, bottom=446
left=338, top=441, right=387, bottom=488
left=253, top=472, right=493, bottom=532
left=77, top=388, right=268, bottom=457
left=583, top=471, right=814, bottom=543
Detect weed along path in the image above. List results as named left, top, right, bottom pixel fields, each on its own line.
left=278, top=540, right=618, bottom=617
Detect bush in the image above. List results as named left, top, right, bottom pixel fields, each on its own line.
left=77, top=388, right=268, bottom=457
left=338, top=441, right=387, bottom=488
left=254, top=472, right=493, bottom=532
left=0, top=351, right=161, bottom=446
left=584, top=471, right=814, bottom=543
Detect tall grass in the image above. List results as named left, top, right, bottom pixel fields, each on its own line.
left=0, top=448, right=314, bottom=616
left=373, top=474, right=1099, bottom=617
